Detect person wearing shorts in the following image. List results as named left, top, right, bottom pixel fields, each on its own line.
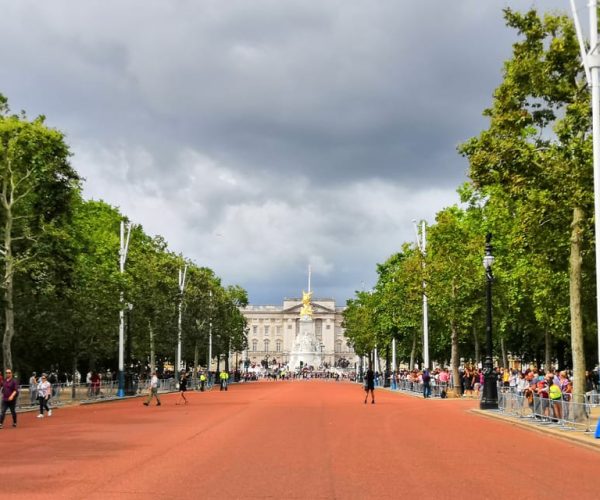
left=364, top=367, right=375, bottom=404
left=177, top=372, right=188, bottom=405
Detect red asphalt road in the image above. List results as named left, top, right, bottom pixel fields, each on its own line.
left=2, top=381, right=599, bottom=499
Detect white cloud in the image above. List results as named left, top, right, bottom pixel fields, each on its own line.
left=0, top=0, right=567, bottom=303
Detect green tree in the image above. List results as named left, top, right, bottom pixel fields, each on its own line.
left=0, top=96, right=80, bottom=370
left=427, top=205, right=484, bottom=393
left=459, top=9, right=593, bottom=408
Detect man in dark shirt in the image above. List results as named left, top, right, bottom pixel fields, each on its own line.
left=0, top=368, right=19, bottom=428
left=364, top=367, right=375, bottom=404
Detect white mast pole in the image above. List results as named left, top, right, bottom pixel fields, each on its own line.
left=208, top=290, right=213, bottom=374
left=118, top=220, right=132, bottom=397
left=422, top=220, right=429, bottom=370
left=176, top=263, right=188, bottom=377
left=413, top=220, right=429, bottom=370
left=589, top=0, right=600, bottom=379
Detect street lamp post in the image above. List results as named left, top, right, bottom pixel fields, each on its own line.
left=480, top=233, right=498, bottom=410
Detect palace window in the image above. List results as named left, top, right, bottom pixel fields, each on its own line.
left=276, top=326, right=282, bottom=335
left=252, top=325, right=257, bottom=335
left=264, top=339, right=270, bottom=352
left=276, top=340, right=282, bottom=352
left=252, top=339, right=258, bottom=352
left=264, top=325, right=269, bottom=336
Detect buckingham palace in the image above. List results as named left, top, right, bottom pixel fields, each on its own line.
left=240, top=297, right=357, bottom=368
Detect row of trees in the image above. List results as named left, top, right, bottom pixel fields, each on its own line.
left=343, top=8, right=597, bottom=404
left=0, top=93, right=248, bottom=378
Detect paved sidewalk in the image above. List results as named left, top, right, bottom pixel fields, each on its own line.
left=473, top=408, right=600, bottom=451
left=386, top=385, right=600, bottom=452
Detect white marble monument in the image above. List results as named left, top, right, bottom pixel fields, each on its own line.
left=287, top=267, right=323, bottom=370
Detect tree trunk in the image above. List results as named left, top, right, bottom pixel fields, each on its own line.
left=71, top=353, right=78, bottom=399
left=194, top=340, right=199, bottom=376
left=500, top=337, right=508, bottom=369
left=450, top=321, right=461, bottom=392
left=569, top=206, right=586, bottom=421
left=2, top=207, right=14, bottom=370
left=409, top=331, right=417, bottom=370
left=544, top=330, right=552, bottom=371
left=148, top=320, right=155, bottom=373
left=473, top=324, right=480, bottom=366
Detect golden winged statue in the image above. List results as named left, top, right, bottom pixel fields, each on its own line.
left=300, top=290, right=313, bottom=317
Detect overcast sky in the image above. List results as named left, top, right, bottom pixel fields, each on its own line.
left=0, top=0, right=569, bottom=304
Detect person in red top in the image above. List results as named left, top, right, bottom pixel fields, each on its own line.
left=0, top=368, right=19, bottom=429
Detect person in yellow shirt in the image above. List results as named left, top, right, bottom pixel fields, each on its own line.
left=199, top=372, right=207, bottom=392
left=219, top=370, right=229, bottom=391
left=549, top=379, right=563, bottom=421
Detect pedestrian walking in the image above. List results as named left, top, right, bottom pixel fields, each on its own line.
left=177, top=372, right=188, bottom=405
left=49, top=370, right=59, bottom=399
left=364, top=366, right=375, bottom=404
left=86, top=370, right=92, bottom=397
left=0, top=368, right=19, bottom=428
left=90, top=371, right=101, bottom=397
left=143, top=371, right=161, bottom=406
left=37, top=373, right=52, bottom=418
left=219, top=370, right=229, bottom=391
left=29, top=372, right=38, bottom=406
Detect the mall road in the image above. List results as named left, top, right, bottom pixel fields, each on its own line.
left=1, top=380, right=599, bottom=499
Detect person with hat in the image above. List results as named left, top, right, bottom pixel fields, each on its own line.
left=0, top=368, right=19, bottom=428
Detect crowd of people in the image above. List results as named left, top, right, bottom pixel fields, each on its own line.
left=354, top=365, right=600, bottom=405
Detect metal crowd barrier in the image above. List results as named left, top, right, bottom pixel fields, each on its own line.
left=389, top=379, right=450, bottom=398
left=498, top=389, right=598, bottom=433
left=14, top=379, right=178, bottom=410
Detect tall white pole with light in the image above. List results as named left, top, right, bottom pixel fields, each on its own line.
left=413, top=219, right=429, bottom=369
left=118, top=220, right=133, bottom=397
left=176, top=263, right=188, bottom=377
left=208, top=290, right=213, bottom=374
left=569, top=0, right=600, bottom=377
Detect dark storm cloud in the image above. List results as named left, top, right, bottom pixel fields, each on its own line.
left=0, top=0, right=571, bottom=303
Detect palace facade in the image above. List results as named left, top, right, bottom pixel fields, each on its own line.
left=240, top=298, right=357, bottom=368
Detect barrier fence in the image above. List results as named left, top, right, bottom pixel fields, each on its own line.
left=497, top=388, right=600, bottom=433
left=385, top=378, right=451, bottom=398
left=14, top=379, right=177, bottom=410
